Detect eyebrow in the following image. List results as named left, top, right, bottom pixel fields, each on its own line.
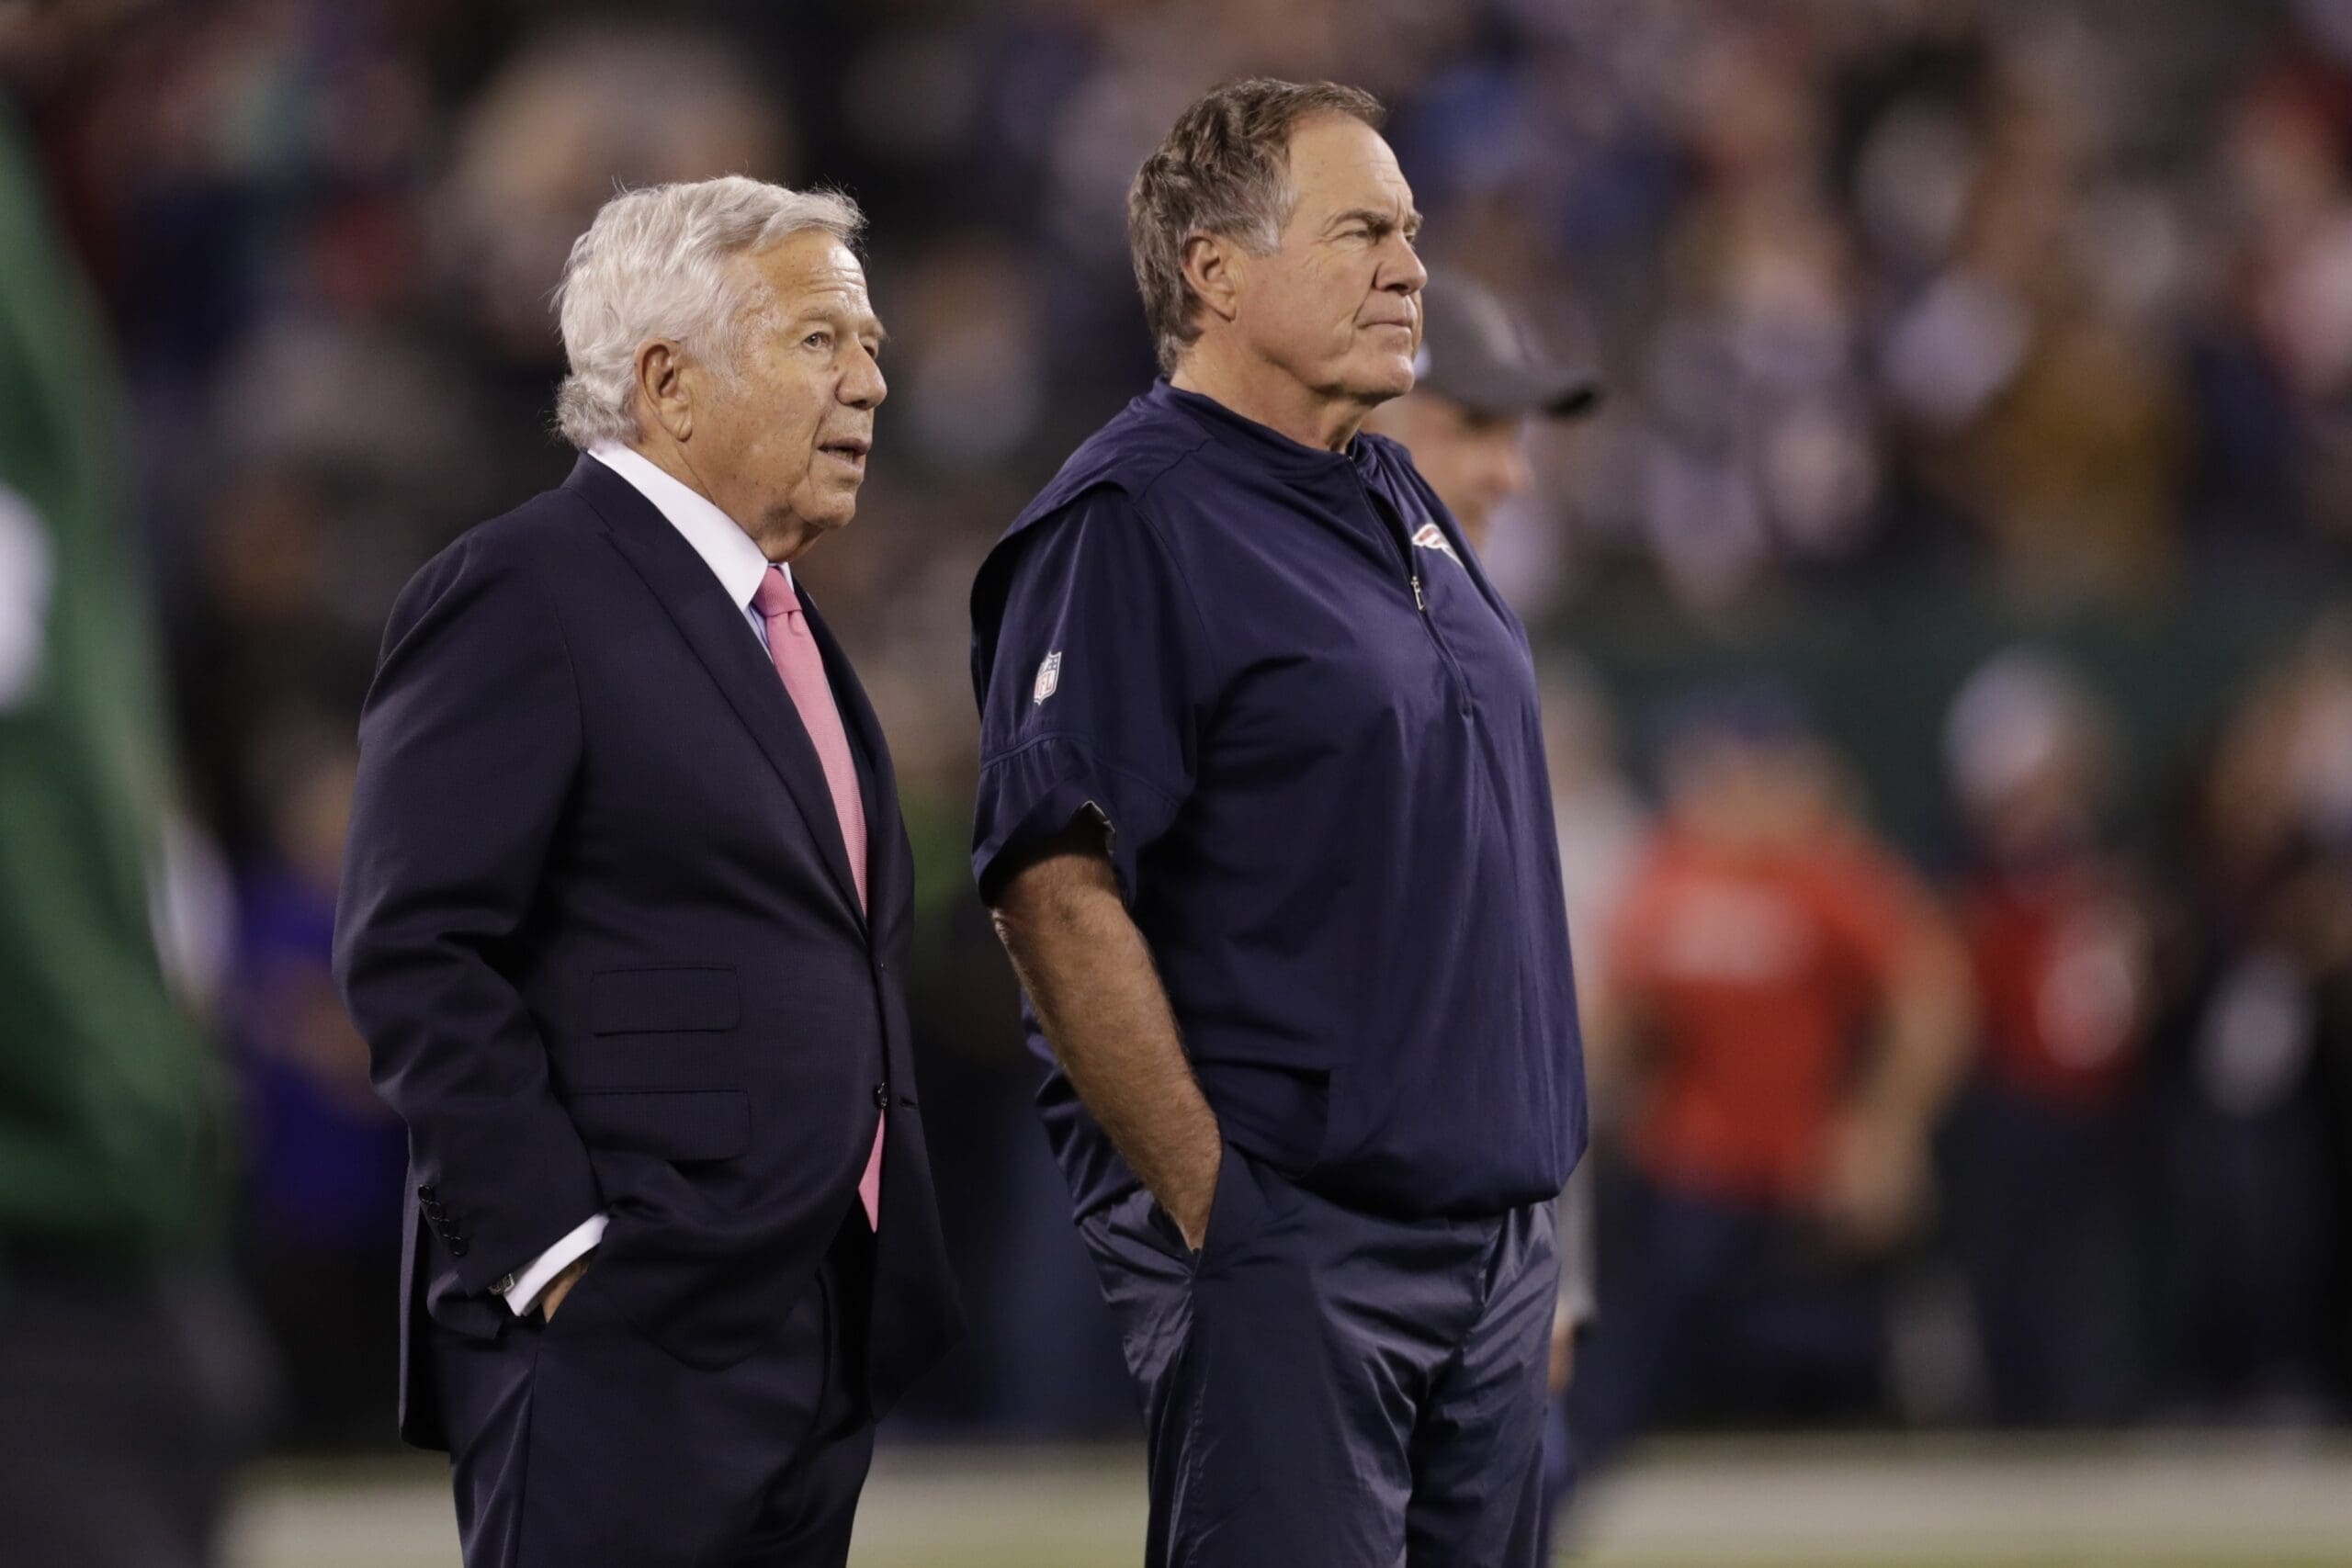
left=1327, top=207, right=1424, bottom=234
left=790, top=308, right=888, bottom=344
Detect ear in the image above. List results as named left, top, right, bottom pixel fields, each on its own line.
left=635, top=339, right=694, bottom=443
left=1179, top=231, right=1243, bottom=330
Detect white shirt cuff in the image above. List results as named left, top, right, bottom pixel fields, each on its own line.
left=499, top=1213, right=607, bottom=1315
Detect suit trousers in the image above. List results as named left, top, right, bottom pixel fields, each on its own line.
left=1077, top=1150, right=1557, bottom=1567
left=435, top=1210, right=877, bottom=1568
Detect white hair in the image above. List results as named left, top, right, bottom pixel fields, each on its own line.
left=552, top=176, right=865, bottom=450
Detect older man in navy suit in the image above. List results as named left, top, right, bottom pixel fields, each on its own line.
left=335, top=176, right=961, bottom=1568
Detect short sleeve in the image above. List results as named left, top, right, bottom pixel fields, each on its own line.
left=970, top=489, right=1202, bottom=905
left=1814, top=840, right=1935, bottom=995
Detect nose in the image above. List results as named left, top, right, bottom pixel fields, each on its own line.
left=1497, top=443, right=1532, bottom=502
left=841, top=340, right=887, bottom=410
left=1381, top=231, right=1429, bottom=298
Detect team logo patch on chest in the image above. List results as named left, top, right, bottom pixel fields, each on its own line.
left=1033, top=650, right=1062, bottom=705
left=1410, top=521, right=1464, bottom=568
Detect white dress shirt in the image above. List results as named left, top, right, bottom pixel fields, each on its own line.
left=495, top=442, right=786, bottom=1316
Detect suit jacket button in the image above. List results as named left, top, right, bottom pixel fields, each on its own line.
left=448, top=1237, right=469, bottom=1258
left=873, top=1083, right=888, bottom=1109
left=417, top=1184, right=435, bottom=1200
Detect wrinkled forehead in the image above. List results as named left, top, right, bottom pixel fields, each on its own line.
left=1284, top=116, right=1416, bottom=224
left=748, top=233, right=881, bottom=330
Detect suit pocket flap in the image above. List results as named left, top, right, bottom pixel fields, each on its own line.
left=567, top=1089, right=750, bottom=1162
left=589, top=965, right=740, bottom=1034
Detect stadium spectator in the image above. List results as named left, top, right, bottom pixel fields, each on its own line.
left=224, top=713, right=404, bottom=1450
left=1573, top=679, right=1972, bottom=1460
left=1535, top=660, right=1649, bottom=1538
left=1941, top=650, right=2154, bottom=1424
left=1362, top=270, right=1599, bottom=552
left=2151, top=624, right=2352, bottom=1418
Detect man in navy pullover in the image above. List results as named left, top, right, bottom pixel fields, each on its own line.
left=971, top=79, right=1587, bottom=1564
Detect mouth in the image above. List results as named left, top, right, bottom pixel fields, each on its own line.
left=817, top=435, right=871, bottom=472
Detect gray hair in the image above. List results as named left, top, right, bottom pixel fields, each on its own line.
left=552, top=176, right=864, bottom=449
left=1127, top=78, right=1385, bottom=374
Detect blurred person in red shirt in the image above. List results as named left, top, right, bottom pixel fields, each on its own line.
left=1942, top=650, right=2153, bottom=1424
left=1571, top=677, right=1971, bottom=1461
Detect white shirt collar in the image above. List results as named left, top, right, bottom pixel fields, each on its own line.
left=588, top=442, right=784, bottom=612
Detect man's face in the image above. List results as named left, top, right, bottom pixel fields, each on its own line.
left=1231, top=116, right=1427, bottom=412
left=1666, top=734, right=1835, bottom=854
left=1363, top=391, right=1532, bottom=550
left=689, top=229, right=886, bottom=558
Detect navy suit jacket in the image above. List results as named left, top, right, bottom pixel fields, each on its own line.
left=334, top=456, right=963, bottom=1449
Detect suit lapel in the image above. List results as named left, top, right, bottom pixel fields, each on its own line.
left=799, top=586, right=909, bottom=925
left=565, top=457, right=869, bottom=931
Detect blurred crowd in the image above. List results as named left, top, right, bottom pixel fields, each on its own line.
left=9, top=0, right=2352, bottom=1450
left=1557, top=635, right=2352, bottom=1450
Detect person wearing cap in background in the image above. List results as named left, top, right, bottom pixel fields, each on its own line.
left=1361, top=269, right=1600, bottom=555
left=1363, top=270, right=1605, bottom=1550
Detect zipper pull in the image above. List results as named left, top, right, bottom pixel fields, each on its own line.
left=1412, top=574, right=1427, bottom=612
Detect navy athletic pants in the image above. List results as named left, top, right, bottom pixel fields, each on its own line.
left=1078, top=1148, right=1557, bottom=1566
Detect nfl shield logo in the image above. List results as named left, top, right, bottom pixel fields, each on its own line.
left=1032, top=650, right=1062, bottom=705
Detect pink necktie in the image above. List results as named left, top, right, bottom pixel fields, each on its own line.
left=753, top=566, right=881, bottom=1229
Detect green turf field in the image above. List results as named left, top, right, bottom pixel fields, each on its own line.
left=229, top=1435, right=2352, bottom=1566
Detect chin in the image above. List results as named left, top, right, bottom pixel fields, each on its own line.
left=799, top=489, right=862, bottom=535
left=1349, top=352, right=1418, bottom=402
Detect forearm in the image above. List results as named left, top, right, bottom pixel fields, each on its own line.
left=1858, top=935, right=1973, bottom=1131
left=1577, top=979, right=1648, bottom=1120
left=990, top=831, right=1222, bottom=1242
left=1555, top=1161, right=1598, bottom=1327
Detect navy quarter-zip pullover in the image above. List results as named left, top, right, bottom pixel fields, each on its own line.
left=972, top=380, right=1587, bottom=1221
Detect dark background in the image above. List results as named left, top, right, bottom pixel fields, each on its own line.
left=10, top=0, right=2352, bottom=1450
